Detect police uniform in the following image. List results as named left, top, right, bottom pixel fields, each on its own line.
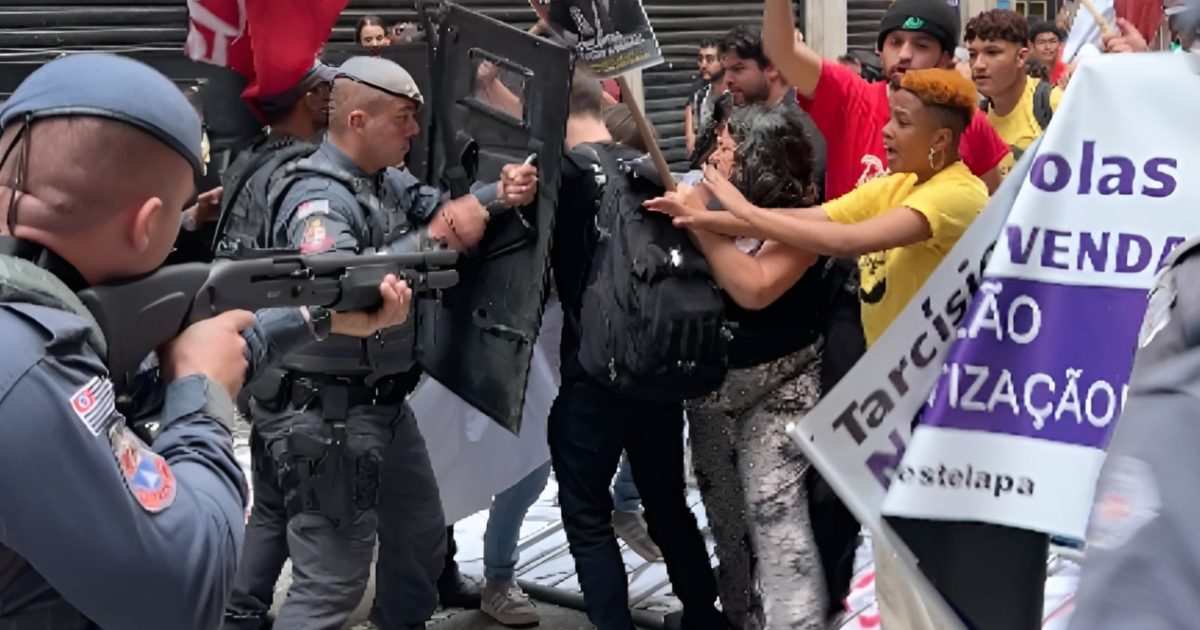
left=256, top=56, right=500, bottom=630
left=1069, top=236, right=1200, bottom=629
left=217, top=62, right=334, bottom=630
left=0, top=54, right=317, bottom=630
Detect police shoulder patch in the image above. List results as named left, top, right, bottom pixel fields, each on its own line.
left=109, top=424, right=177, bottom=513
left=299, top=215, right=336, bottom=254
left=69, top=376, right=119, bottom=436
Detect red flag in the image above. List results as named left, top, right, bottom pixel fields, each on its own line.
left=185, top=0, right=348, bottom=104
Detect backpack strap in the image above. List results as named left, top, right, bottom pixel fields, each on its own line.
left=565, top=143, right=621, bottom=312
left=1032, top=80, right=1055, bottom=132
left=213, top=139, right=317, bottom=257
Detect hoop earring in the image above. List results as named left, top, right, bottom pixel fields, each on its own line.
left=928, top=147, right=945, bottom=170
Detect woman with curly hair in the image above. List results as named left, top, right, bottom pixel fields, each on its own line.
left=648, top=104, right=830, bottom=629
left=648, top=67, right=989, bottom=629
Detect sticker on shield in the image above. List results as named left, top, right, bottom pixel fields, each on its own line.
left=1087, top=455, right=1160, bottom=551
left=110, top=424, right=177, bottom=513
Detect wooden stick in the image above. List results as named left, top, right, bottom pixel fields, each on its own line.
left=615, top=74, right=675, bottom=192
left=1078, top=0, right=1117, bottom=37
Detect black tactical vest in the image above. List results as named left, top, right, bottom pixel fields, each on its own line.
left=212, top=133, right=319, bottom=259
left=265, top=155, right=424, bottom=381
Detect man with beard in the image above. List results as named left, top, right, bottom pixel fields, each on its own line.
left=685, top=39, right=725, bottom=153
left=762, top=0, right=1010, bottom=199
left=718, top=25, right=826, bottom=201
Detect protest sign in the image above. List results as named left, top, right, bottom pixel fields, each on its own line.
left=789, top=52, right=1200, bottom=542
left=543, top=0, right=664, bottom=78
left=881, top=52, right=1200, bottom=539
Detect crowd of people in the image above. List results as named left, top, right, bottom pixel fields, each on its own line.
left=0, top=0, right=1191, bottom=629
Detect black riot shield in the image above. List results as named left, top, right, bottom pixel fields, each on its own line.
left=415, top=2, right=572, bottom=434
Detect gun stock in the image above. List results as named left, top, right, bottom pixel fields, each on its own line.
left=77, top=250, right=459, bottom=397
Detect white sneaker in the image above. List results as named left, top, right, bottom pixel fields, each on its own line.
left=481, top=579, right=540, bottom=627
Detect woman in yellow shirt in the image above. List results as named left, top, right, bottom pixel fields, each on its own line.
left=647, top=67, right=989, bottom=347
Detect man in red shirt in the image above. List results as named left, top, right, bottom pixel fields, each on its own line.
left=763, top=0, right=1010, bottom=200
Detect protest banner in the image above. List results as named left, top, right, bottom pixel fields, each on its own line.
left=541, top=0, right=674, bottom=189
left=543, top=0, right=663, bottom=78
left=789, top=50, right=1199, bottom=542
left=782, top=51, right=1197, bottom=626
left=881, top=51, right=1200, bottom=539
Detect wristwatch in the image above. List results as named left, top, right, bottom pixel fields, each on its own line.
left=306, top=306, right=333, bottom=341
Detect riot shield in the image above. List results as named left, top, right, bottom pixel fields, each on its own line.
left=416, top=2, right=572, bottom=434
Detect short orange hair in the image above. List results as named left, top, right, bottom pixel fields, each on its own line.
left=890, top=68, right=978, bottom=137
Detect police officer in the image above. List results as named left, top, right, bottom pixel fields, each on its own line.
left=0, top=54, right=415, bottom=629
left=211, top=60, right=337, bottom=257
left=258, top=56, right=537, bottom=630
left=217, top=61, right=338, bottom=630
left=1069, top=233, right=1200, bottom=628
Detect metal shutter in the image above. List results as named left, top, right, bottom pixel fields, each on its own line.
left=0, top=0, right=804, bottom=168
left=847, top=0, right=890, bottom=54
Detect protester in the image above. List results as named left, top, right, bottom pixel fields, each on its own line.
left=966, top=9, right=1064, bottom=171
left=718, top=26, right=827, bottom=202
left=646, top=105, right=830, bottom=629
left=663, top=68, right=988, bottom=629
left=1029, top=20, right=1068, bottom=83
left=550, top=66, right=726, bottom=630
left=357, top=15, right=391, bottom=56
left=685, top=39, right=726, bottom=153
left=762, top=0, right=1010, bottom=198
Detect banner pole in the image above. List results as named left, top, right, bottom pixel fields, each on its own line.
left=1079, top=0, right=1117, bottom=36
left=615, top=74, right=676, bottom=192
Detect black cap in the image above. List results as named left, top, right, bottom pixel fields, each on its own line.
left=256, top=61, right=338, bottom=119
left=878, top=0, right=961, bottom=54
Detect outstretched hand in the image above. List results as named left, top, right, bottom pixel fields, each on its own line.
left=644, top=183, right=729, bottom=233
left=701, top=165, right=758, bottom=219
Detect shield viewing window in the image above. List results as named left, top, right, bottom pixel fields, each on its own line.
left=465, top=48, right=533, bottom=127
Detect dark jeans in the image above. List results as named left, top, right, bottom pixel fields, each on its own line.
left=549, top=379, right=723, bottom=630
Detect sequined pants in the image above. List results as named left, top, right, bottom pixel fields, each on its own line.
left=688, top=346, right=827, bottom=630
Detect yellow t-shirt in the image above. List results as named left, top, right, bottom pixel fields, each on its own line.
left=824, top=161, right=988, bottom=346
left=989, top=78, right=1063, bottom=176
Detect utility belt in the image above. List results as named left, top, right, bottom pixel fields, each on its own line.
left=284, top=371, right=419, bottom=420
left=271, top=371, right=419, bottom=529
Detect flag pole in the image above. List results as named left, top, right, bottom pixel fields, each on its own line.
left=1079, top=0, right=1117, bottom=36
left=615, top=74, right=676, bottom=192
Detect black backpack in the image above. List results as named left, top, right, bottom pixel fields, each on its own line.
left=212, top=135, right=318, bottom=259
left=982, top=80, right=1055, bottom=132
left=570, top=142, right=728, bottom=402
